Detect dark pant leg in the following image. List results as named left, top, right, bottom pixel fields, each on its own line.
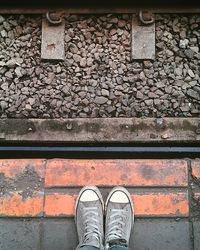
left=108, top=246, right=131, bottom=250
left=78, top=246, right=100, bottom=250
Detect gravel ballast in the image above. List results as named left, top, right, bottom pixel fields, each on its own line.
left=0, top=14, right=199, bottom=118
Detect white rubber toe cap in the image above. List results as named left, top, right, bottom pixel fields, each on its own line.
left=80, top=190, right=99, bottom=202
left=110, top=191, right=129, bottom=203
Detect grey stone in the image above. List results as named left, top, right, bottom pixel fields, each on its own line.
left=80, top=58, right=86, bottom=67
left=174, top=68, right=183, bottom=76
left=1, top=82, right=9, bottom=90
left=0, top=61, right=6, bottom=67
left=94, top=96, right=108, bottom=105
left=175, top=80, right=184, bottom=87
left=179, top=39, right=189, bottom=49
left=3, top=22, right=11, bottom=31
left=20, top=34, right=31, bottom=41
left=136, top=91, right=143, bottom=99
left=180, top=31, right=187, bottom=39
left=21, top=87, right=29, bottom=94
left=15, top=67, right=23, bottom=77
left=1, top=30, right=7, bottom=37
left=56, top=66, right=61, bottom=74
left=101, top=89, right=109, bottom=97
left=185, top=49, right=195, bottom=59
left=187, top=89, right=200, bottom=101
left=78, top=91, right=86, bottom=99
left=0, top=15, right=5, bottom=24
left=5, top=71, right=13, bottom=79
left=27, top=97, right=35, bottom=106
left=0, top=220, right=40, bottom=250
left=0, top=100, right=8, bottom=110
left=191, top=109, right=200, bottom=114
left=25, top=104, right=32, bottom=111
left=188, top=69, right=195, bottom=78
left=180, top=105, right=190, bottom=112
left=166, top=50, right=174, bottom=57
left=148, top=92, right=157, bottom=98
left=118, top=20, right=126, bottom=28
left=73, top=54, right=82, bottom=63
left=154, top=99, right=161, bottom=105
left=189, top=81, right=197, bottom=87
left=6, top=59, right=18, bottom=68
left=173, top=102, right=179, bottom=109
left=106, top=106, right=115, bottom=113
left=87, top=57, right=93, bottom=67
left=165, top=86, right=172, bottom=94
left=155, top=89, right=164, bottom=96
left=191, top=46, right=199, bottom=53
left=110, top=29, right=117, bottom=36
left=145, top=99, right=153, bottom=106
left=156, top=81, right=165, bottom=88
left=65, top=35, right=71, bottom=42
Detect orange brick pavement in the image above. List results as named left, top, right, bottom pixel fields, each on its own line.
left=0, top=159, right=198, bottom=217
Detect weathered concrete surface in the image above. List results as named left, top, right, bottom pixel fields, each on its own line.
left=0, top=118, right=199, bottom=143
left=43, top=219, right=78, bottom=250
left=131, top=219, right=190, bottom=250
left=131, top=14, right=155, bottom=60
left=42, top=219, right=190, bottom=250
left=41, top=18, right=65, bottom=60
left=0, top=220, right=40, bottom=250
left=0, top=218, right=192, bottom=250
left=194, top=221, right=200, bottom=250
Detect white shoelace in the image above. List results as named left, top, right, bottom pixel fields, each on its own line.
left=83, top=207, right=101, bottom=243
left=106, top=208, right=126, bottom=242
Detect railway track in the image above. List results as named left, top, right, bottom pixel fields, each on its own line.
left=0, top=4, right=199, bottom=250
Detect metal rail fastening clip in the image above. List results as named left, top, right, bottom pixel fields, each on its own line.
left=46, top=11, right=63, bottom=25
left=139, top=11, right=155, bottom=25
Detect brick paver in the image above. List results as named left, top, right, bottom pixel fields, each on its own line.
left=192, top=159, right=200, bottom=179
left=45, top=159, right=188, bottom=187
left=0, top=159, right=46, bottom=178
left=44, top=191, right=189, bottom=217
left=0, top=159, right=45, bottom=217
left=0, top=193, right=44, bottom=217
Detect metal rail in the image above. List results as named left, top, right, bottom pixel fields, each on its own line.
left=0, top=1, right=200, bottom=13
left=0, top=8, right=200, bottom=14
left=0, top=145, right=199, bottom=159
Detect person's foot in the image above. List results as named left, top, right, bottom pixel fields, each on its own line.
left=75, top=186, right=104, bottom=250
left=105, top=186, right=134, bottom=249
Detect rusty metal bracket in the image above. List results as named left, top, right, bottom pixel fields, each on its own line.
left=139, top=11, right=155, bottom=25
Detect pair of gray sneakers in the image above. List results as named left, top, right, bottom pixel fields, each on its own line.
left=75, top=186, right=134, bottom=250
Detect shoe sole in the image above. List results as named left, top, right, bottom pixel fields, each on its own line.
left=75, top=186, right=104, bottom=225
left=105, top=186, right=134, bottom=224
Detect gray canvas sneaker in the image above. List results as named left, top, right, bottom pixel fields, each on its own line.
left=105, top=186, right=134, bottom=250
left=75, top=186, right=104, bottom=250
